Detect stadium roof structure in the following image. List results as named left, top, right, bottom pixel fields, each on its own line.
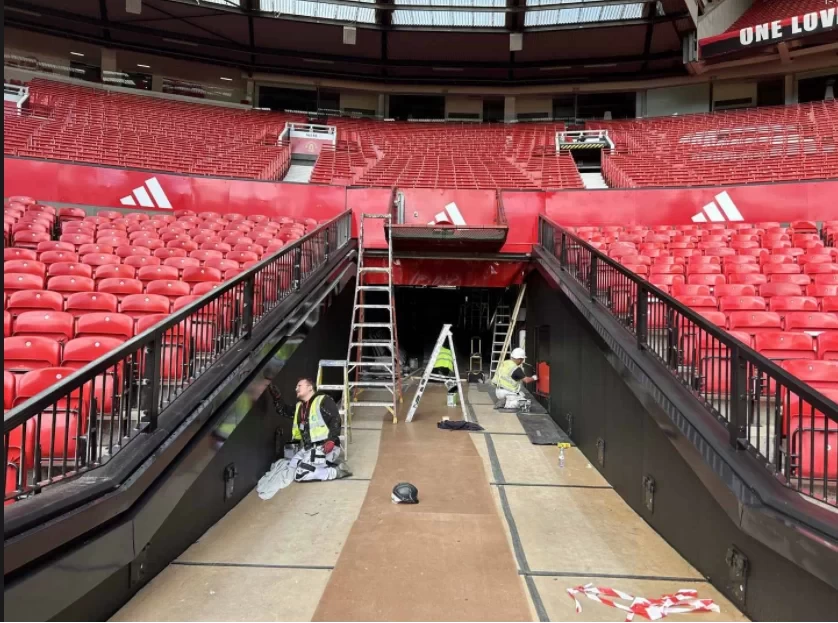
left=5, top=0, right=694, bottom=85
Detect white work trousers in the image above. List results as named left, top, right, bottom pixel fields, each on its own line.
left=495, top=387, right=525, bottom=409
left=289, top=444, right=342, bottom=482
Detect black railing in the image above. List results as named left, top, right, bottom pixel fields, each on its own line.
left=3, top=211, right=352, bottom=503
left=538, top=216, right=838, bottom=508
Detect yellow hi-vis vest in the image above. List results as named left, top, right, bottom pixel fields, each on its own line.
left=292, top=395, right=330, bottom=443
left=434, top=347, right=454, bottom=372
left=492, top=359, right=522, bottom=392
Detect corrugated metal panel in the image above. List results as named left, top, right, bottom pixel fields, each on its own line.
left=392, top=0, right=505, bottom=27
left=259, top=0, right=376, bottom=23
left=525, top=1, right=645, bottom=26
left=200, top=0, right=243, bottom=6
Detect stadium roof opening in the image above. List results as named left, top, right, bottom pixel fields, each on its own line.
left=525, top=0, right=646, bottom=27
left=260, top=0, right=377, bottom=24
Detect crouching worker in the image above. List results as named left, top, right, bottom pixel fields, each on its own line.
left=491, top=348, right=538, bottom=410
left=271, top=378, right=352, bottom=481
left=432, top=345, right=455, bottom=378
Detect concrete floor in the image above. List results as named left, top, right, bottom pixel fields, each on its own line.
left=112, top=384, right=748, bottom=622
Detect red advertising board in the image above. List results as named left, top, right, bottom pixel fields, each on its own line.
left=3, top=158, right=346, bottom=221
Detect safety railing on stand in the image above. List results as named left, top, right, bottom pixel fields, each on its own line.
left=4, top=211, right=352, bottom=504
left=538, top=216, right=838, bottom=508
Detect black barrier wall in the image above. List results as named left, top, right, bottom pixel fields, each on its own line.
left=9, top=278, right=355, bottom=622
left=525, top=272, right=838, bottom=621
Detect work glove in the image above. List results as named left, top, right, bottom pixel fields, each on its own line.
left=323, top=440, right=336, bottom=453
left=531, top=374, right=539, bottom=381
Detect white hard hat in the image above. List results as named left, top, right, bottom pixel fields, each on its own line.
left=510, top=348, right=526, bottom=360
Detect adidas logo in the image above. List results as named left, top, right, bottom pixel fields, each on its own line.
left=119, top=177, right=173, bottom=209
left=428, top=202, right=467, bottom=226
left=691, top=191, right=744, bottom=223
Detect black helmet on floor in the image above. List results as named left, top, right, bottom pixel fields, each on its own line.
left=391, top=482, right=419, bottom=504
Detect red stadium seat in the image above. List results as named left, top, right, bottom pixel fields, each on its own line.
left=4, top=247, right=37, bottom=261
left=687, top=274, right=726, bottom=288
left=818, top=334, right=838, bottom=360
left=204, top=258, right=240, bottom=273
left=755, top=332, right=815, bottom=361
left=758, top=283, right=803, bottom=299
left=75, top=313, right=135, bottom=341
left=191, top=282, right=222, bottom=296
left=146, top=279, right=191, bottom=303
left=784, top=312, right=838, bottom=336
left=763, top=263, right=801, bottom=276
left=5, top=273, right=44, bottom=294
left=719, top=296, right=766, bottom=312
left=4, top=260, right=46, bottom=278
left=78, top=243, right=114, bottom=256
left=115, top=244, right=151, bottom=259
left=48, top=262, right=94, bottom=279
left=782, top=360, right=838, bottom=392
left=728, top=311, right=782, bottom=336
left=768, top=273, right=812, bottom=286
left=4, top=371, right=15, bottom=410
left=189, top=249, right=224, bottom=263
left=48, top=276, right=95, bottom=297
left=4, top=311, right=11, bottom=338
left=13, top=311, right=75, bottom=343
left=181, top=266, right=222, bottom=285
left=120, top=294, right=171, bottom=318
left=675, top=295, right=718, bottom=312
left=4, top=336, right=61, bottom=371
left=671, top=284, right=712, bottom=297
left=97, top=277, right=144, bottom=302
left=62, top=336, right=125, bottom=368
left=807, top=284, right=838, bottom=298
left=81, top=253, right=121, bottom=267
left=714, top=284, right=756, bottom=298
left=162, top=257, right=201, bottom=271
left=805, top=263, right=838, bottom=275
left=6, top=290, right=64, bottom=317
left=14, top=230, right=50, bottom=249
left=135, top=314, right=189, bottom=379
left=94, top=264, right=136, bottom=281
left=769, top=296, right=819, bottom=315
left=138, top=265, right=180, bottom=285
left=66, top=292, right=119, bottom=316
left=124, top=255, right=162, bottom=269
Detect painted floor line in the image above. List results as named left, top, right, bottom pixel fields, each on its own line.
left=171, top=561, right=335, bottom=571
left=521, top=570, right=708, bottom=583
left=490, top=482, right=613, bottom=490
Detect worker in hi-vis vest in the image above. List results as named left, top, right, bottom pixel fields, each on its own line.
left=432, top=346, right=455, bottom=377
left=492, top=347, right=538, bottom=410
left=270, top=378, right=352, bottom=481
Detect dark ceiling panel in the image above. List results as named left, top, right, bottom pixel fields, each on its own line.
left=254, top=55, right=382, bottom=78
left=649, top=22, right=683, bottom=54
left=107, top=0, right=229, bottom=22
left=388, top=32, right=509, bottom=63
left=387, top=65, right=508, bottom=81
left=110, top=29, right=253, bottom=65
left=253, top=18, right=381, bottom=59
left=11, top=0, right=101, bottom=17
left=518, top=26, right=648, bottom=62
left=514, top=62, right=645, bottom=80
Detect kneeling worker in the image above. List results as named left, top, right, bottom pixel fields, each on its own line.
left=492, top=347, right=537, bottom=410
left=271, top=378, right=352, bottom=481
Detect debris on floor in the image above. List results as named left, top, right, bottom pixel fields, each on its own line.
left=567, top=584, right=720, bottom=621
left=437, top=420, right=484, bottom=431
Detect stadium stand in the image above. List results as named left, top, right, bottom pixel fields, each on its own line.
left=8, top=79, right=835, bottom=191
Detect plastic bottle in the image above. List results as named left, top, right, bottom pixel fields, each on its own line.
left=558, top=446, right=566, bottom=469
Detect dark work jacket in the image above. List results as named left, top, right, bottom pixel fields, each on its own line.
left=273, top=390, right=342, bottom=448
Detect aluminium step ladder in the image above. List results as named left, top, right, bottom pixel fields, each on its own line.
left=488, top=285, right=526, bottom=379
left=316, top=359, right=352, bottom=458
left=346, top=213, right=402, bottom=423
left=405, top=324, right=467, bottom=423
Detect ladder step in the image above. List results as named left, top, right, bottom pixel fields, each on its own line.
left=351, top=401, right=395, bottom=408
left=318, top=384, right=346, bottom=392
left=360, top=267, right=391, bottom=273
left=358, top=286, right=391, bottom=292
left=348, top=362, right=394, bottom=368
left=349, top=381, right=394, bottom=388
left=319, top=360, right=348, bottom=367
left=351, top=341, right=393, bottom=347
left=353, top=323, right=393, bottom=329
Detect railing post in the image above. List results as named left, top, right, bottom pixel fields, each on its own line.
left=324, top=226, right=331, bottom=261
left=560, top=231, right=567, bottom=269
left=292, top=246, right=302, bottom=290
left=636, top=283, right=648, bottom=349
left=729, top=346, right=748, bottom=449
left=588, top=254, right=598, bottom=301
left=145, top=338, right=162, bottom=432
left=242, top=275, right=255, bottom=339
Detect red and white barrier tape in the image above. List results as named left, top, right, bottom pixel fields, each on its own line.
left=567, top=584, right=720, bottom=621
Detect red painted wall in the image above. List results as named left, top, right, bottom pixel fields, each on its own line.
left=500, top=191, right=544, bottom=254
left=543, top=181, right=838, bottom=226
left=3, top=159, right=346, bottom=221
left=398, top=189, right=499, bottom=227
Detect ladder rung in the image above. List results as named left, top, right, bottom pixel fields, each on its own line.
left=357, top=304, right=391, bottom=310
left=353, top=323, right=393, bottom=329
left=360, top=267, right=391, bottom=273
left=358, top=286, right=391, bottom=292
left=348, top=361, right=394, bottom=367
left=351, top=342, right=393, bottom=348
left=351, top=401, right=395, bottom=408
left=319, top=360, right=348, bottom=367
left=361, top=214, right=392, bottom=219
left=318, top=384, right=346, bottom=391
left=350, top=381, right=393, bottom=387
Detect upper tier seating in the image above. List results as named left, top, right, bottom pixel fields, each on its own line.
left=727, top=0, right=826, bottom=32
left=593, top=101, right=838, bottom=188
left=4, top=79, right=292, bottom=181
left=5, top=79, right=838, bottom=190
